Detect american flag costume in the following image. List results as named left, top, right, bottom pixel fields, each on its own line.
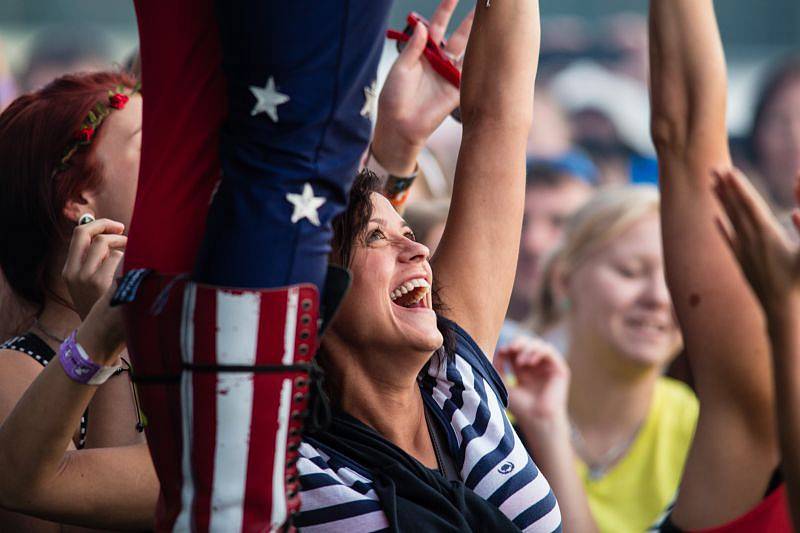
left=118, top=1, right=392, bottom=531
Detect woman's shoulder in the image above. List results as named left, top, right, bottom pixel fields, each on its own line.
left=433, top=316, right=508, bottom=404
left=655, top=378, right=699, bottom=414
left=651, top=377, right=700, bottom=440
left=0, top=333, right=55, bottom=366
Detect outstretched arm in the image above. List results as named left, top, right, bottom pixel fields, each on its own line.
left=650, top=0, right=777, bottom=526
left=433, top=0, right=540, bottom=358
left=0, top=293, right=158, bottom=530
left=715, top=169, right=800, bottom=530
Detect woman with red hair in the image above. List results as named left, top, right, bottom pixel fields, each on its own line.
left=0, top=71, right=150, bottom=530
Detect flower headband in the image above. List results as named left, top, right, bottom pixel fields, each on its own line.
left=53, top=82, right=141, bottom=176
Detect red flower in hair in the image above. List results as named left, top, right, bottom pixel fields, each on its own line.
left=109, top=93, right=129, bottom=109
left=75, top=127, right=95, bottom=143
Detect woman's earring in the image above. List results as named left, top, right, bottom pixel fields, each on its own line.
left=78, top=213, right=96, bottom=226
left=559, top=297, right=572, bottom=314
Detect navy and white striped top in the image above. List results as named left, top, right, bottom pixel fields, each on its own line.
left=296, top=321, right=562, bottom=532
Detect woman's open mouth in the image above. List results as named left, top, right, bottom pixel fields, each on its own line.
left=389, top=278, right=430, bottom=309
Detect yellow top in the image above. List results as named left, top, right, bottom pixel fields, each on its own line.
left=576, top=377, right=698, bottom=533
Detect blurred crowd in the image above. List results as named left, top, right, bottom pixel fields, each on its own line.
left=0, top=6, right=798, bottom=532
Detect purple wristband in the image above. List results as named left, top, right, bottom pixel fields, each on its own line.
left=59, top=331, right=119, bottom=385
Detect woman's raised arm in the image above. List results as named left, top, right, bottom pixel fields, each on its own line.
left=433, top=0, right=540, bottom=358
left=650, top=0, right=778, bottom=526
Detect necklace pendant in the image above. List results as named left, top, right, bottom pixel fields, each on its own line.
left=588, top=466, right=605, bottom=481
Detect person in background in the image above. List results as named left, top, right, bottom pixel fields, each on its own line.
left=599, top=13, right=650, bottom=86
left=0, top=71, right=145, bottom=531
left=649, top=0, right=792, bottom=529
left=526, top=89, right=574, bottom=160
left=747, top=55, right=800, bottom=212
left=550, top=57, right=658, bottom=186
left=509, top=186, right=695, bottom=533
left=507, top=158, right=594, bottom=324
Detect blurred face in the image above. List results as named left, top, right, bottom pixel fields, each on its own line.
left=90, top=94, right=142, bottom=230
left=756, top=77, right=800, bottom=208
left=328, top=193, right=443, bottom=359
left=566, top=214, right=681, bottom=368
left=515, top=180, right=592, bottom=299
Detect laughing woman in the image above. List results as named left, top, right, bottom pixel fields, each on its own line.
left=0, top=0, right=560, bottom=530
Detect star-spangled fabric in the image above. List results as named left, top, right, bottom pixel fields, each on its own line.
left=125, top=2, right=395, bottom=531
left=286, top=183, right=327, bottom=226
left=127, top=0, right=393, bottom=293
left=190, top=1, right=393, bottom=289
left=249, top=77, right=290, bottom=121
left=295, top=320, right=563, bottom=532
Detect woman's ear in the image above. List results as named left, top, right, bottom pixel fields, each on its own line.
left=62, top=189, right=97, bottom=225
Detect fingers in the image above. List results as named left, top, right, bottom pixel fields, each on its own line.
left=428, top=0, right=459, bottom=45
left=94, top=249, right=125, bottom=288
left=725, top=167, right=775, bottom=233
left=507, top=337, right=561, bottom=371
left=81, top=234, right=127, bottom=277
left=62, top=219, right=125, bottom=279
left=395, top=22, right=428, bottom=68
left=713, top=168, right=758, bottom=247
left=444, top=9, right=474, bottom=58
left=714, top=215, right=742, bottom=263
left=715, top=167, right=789, bottom=255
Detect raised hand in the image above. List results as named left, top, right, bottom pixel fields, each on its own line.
left=371, top=0, right=474, bottom=175
left=62, top=218, right=126, bottom=319
left=713, top=167, right=800, bottom=318
left=495, top=337, right=570, bottom=424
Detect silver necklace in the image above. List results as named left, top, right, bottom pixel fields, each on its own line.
left=570, top=419, right=641, bottom=480
left=33, top=318, right=66, bottom=344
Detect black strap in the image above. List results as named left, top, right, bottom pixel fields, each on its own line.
left=424, top=402, right=460, bottom=482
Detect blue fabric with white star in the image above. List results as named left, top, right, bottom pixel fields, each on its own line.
left=193, top=1, right=393, bottom=289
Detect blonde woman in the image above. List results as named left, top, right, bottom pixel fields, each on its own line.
left=502, top=186, right=697, bottom=533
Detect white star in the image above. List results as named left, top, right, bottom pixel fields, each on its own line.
left=360, top=79, right=378, bottom=119
left=249, top=77, right=290, bottom=122
left=286, top=183, right=326, bottom=226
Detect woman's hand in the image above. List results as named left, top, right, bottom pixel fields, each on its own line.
left=496, top=336, right=600, bottom=533
left=714, top=167, right=800, bottom=321
left=62, top=218, right=126, bottom=320
left=495, top=337, right=570, bottom=427
left=370, top=0, right=473, bottom=175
